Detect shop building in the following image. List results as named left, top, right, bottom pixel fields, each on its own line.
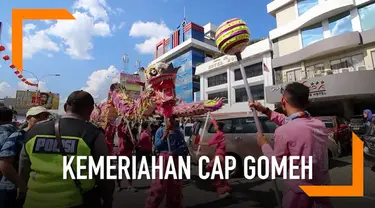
left=265, top=0, right=375, bottom=118
left=149, top=22, right=221, bottom=103
left=195, top=39, right=275, bottom=114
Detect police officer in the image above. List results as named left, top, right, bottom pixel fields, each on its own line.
left=18, top=90, right=115, bottom=208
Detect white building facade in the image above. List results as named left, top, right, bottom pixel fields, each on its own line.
left=195, top=39, right=275, bottom=114
left=265, top=0, right=375, bottom=118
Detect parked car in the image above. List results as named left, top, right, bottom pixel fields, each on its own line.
left=316, top=116, right=351, bottom=156
left=183, top=123, right=194, bottom=144
left=188, top=114, right=340, bottom=177
left=364, top=137, right=375, bottom=160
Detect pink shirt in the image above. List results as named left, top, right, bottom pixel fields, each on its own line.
left=139, top=129, right=153, bottom=152
left=208, top=131, right=226, bottom=156
left=262, top=111, right=330, bottom=193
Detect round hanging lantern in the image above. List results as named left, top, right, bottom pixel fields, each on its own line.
left=9, top=64, right=16, bottom=69
left=0, top=45, right=5, bottom=52
left=3, top=55, right=10, bottom=61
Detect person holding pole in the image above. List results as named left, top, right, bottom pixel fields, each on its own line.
left=115, top=118, right=137, bottom=192
left=249, top=82, right=333, bottom=208
left=145, top=115, right=186, bottom=208
left=205, top=119, right=232, bottom=198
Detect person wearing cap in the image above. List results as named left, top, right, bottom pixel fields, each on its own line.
left=24, top=106, right=51, bottom=131
left=18, top=90, right=115, bottom=208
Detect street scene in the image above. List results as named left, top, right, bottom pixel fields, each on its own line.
left=2, top=0, right=375, bottom=207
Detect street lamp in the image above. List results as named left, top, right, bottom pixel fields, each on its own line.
left=22, top=70, right=60, bottom=92
left=21, top=70, right=61, bottom=106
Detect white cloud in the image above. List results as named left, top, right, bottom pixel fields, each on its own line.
left=46, top=11, right=111, bottom=60
left=0, top=64, right=2, bottom=68
left=23, top=30, right=60, bottom=59
left=47, top=53, right=53, bottom=58
left=81, top=65, right=120, bottom=102
left=0, top=82, right=16, bottom=98
left=118, top=22, right=126, bottom=29
left=24, top=23, right=36, bottom=32
left=115, top=8, right=124, bottom=14
left=5, top=0, right=113, bottom=60
left=129, top=21, right=171, bottom=54
left=44, top=20, right=54, bottom=24
left=7, top=26, right=12, bottom=37
left=73, top=0, right=110, bottom=21
left=57, top=97, right=67, bottom=115
left=112, top=21, right=126, bottom=31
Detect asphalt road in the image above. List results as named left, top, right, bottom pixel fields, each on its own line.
left=112, top=154, right=375, bottom=208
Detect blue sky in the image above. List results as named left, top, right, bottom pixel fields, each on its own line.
left=0, top=0, right=275, bottom=112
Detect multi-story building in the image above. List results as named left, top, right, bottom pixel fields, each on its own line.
left=149, top=22, right=221, bottom=103
left=195, top=39, right=275, bottom=114
left=265, top=0, right=375, bottom=118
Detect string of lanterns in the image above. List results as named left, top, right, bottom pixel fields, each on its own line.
left=0, top=44, right=39, bottom=87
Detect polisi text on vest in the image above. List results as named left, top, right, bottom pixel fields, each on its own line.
left=33, top=137, right=78, bottom=154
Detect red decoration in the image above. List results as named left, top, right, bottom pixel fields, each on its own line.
left=3, top=55, right=10, bottom=61
left=0, top=45, right=5, bottom=52
left=9, top=64, right=16, bottom=69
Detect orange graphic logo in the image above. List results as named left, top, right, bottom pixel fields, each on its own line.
left=12, top=9, right=75, bottom=72
left=300, top=133, right=364, bottom=197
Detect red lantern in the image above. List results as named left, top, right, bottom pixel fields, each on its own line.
left=0, top=45, right=5, bottom=52
left=3, top=55, right=10, bottom=61
left=9, top=64, right=16, bottom=69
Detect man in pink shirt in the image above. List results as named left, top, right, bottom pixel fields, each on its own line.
left=138, top=122, right=153, bottom=162
left=249, top=82, right=333, bottom=208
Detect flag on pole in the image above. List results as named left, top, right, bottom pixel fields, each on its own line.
left=263, top=62, right=270, bottom=72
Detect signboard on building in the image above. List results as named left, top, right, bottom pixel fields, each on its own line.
left=120, top=73, right=142, bottom=91
left=265, top=70, right=375, bottom=104
left=15, top=90, right=60, bottom=110
left=269, top=80, right=327, bottom=98
left=207, top=55, right=237, bottom=70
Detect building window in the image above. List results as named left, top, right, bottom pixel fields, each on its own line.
left=233, top=118, right=257, bottom=133
left=359, top=2, right=375, bottom=31
left=301, top=23, right=324, bottom=47
left=184, top=31, right=192, bottom=41
left=235, top=84, right=264, bottom=103
left=207, top=73, right=227, bottom=87
left=306, top=63, right=325, bottom=78
left=372, top=51, right=375, bottom=69
left=207, top=91, right=228, bottom=103
left=234, top=62, right=263, bottom=81
left=329, top=11, right=352, bottom=37
left=156, top=45, right=163, bottom=57
left=297, top=0, right=319, bottom=16
left=330, top=54, right=365, bottom=73
left=274, top=70, right=283, bottom=84
left=208, top=119, right=232, bottom=133
left=286, top=68, right=304, bottom=82
left=165, top=44, right=171, bottom=53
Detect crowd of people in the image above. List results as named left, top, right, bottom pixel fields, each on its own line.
left=1, top=82, right=375, bottom=208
